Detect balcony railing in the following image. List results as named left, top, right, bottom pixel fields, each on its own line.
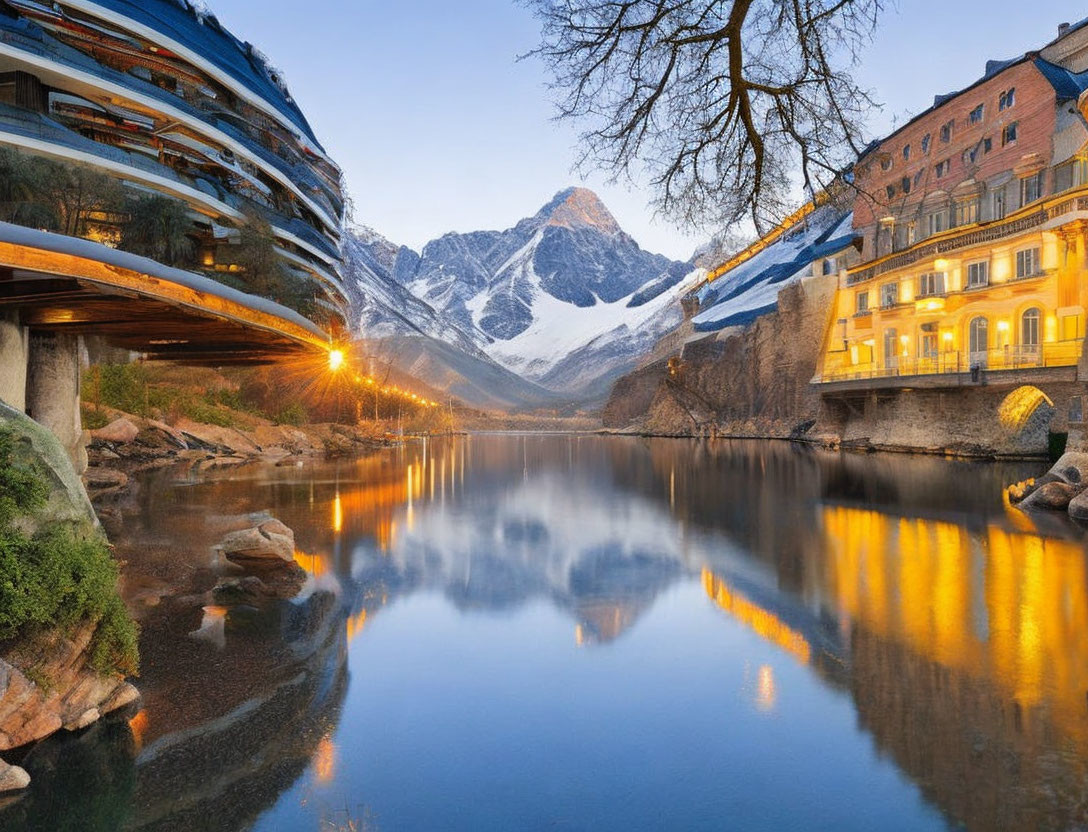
left=846, top=188, right=1088, bottom=286
left=818, top=340, right=1083, bottom=384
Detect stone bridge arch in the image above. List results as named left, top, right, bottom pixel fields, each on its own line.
left=997, top=386, right=1056, bottom=452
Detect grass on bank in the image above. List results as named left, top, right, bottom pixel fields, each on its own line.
left=0, top=429, right=138, bottom=678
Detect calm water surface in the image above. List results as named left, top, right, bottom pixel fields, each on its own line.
left=7, top=435, right=1088, bottom=831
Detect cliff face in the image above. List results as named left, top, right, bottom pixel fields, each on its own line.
left=602, top=274, right=838, bottom=437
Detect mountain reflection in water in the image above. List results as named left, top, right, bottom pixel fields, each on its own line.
left=8, top=435, right=1088, bottom=831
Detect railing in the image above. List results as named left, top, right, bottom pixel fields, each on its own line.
left=846, top=190, right=1088, bottom=286
left=818, top=340, right=1084, bottom=384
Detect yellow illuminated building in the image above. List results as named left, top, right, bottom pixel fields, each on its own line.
left=819, top=197, right=1088, bottom=383
left=817, top=53, right=1088, bottom=389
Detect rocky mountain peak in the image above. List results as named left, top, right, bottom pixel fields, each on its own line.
left=536, top=187, right=622, bottom=235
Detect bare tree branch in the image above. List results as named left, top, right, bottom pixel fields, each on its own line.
left=522, top=0, right=883, bottom=234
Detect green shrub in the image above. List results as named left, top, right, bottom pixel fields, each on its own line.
left=0, top=429, right=138, bottom=677
left=274, top=403, right=308, bottom=426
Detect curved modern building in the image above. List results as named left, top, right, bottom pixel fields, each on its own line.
left=0, top=0, right=347, bottom=356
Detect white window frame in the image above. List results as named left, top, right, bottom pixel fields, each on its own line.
left=966, top=260, right=989, bottom=288
left=1015, top=247, right=1041, bottom=279
left=918, top=272, right=946, bottom=297
left=881, top=282, right=899, bottom=308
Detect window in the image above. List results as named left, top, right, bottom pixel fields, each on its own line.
left=918, top=272, right=946, bottom=297
left=880, top=156, right=893, bottom=172
left=920, top=323, right=939, bottom=359
left=885, top=184, right=897, bottom=200
left=914, top=170, right=924, bottom=189
left=969, top=104, right=985, bottom=124
left=905, top=220, right=916, bottom=247
left=1016, top=247, right=1041, bottom=278
left=884, top=329, right=899, bottom=370
left=964, top=147, right=979, bottom=166
left=954, top=198, right=979, bottom=227
left=940, top=120, right=954, bottom=143
left=921, top=133, right=931, bottom=155
left=1019, top=170, right=1045, bottom=205
left=1071, top=396, right=1084, bottom=425
left=1021, top=307, right=1041, bottom=351
left=903, top=145, right=911, bottom=161
left=855, top=291, right=870, bottom=314
left=992, top=189, right=1006, bottom=220
left=935, top=159, right=950, bottom=178
left=1002, top=122, right=1018, bottom=146
left=901, top=176, right=912, bottom=195
left=822, top=257, right=838, bottom=276
left=999, top=88, right=1016, bottom=111
left=983, top=137, right=993, bottom=154
left=1055, top=158, right=1087, bottom=192
left=966, top=260, right=989, bottom=288
left=881, top=282, right=899, bottom=308
left=926, top=210, right=948, bottom=236
left=969, top=317, right=989, bottom=364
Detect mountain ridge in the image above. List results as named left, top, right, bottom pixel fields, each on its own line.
left=344, top=188, right=699, bottom=408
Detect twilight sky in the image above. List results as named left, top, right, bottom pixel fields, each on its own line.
left=207, top=0, right=1081, bottom=260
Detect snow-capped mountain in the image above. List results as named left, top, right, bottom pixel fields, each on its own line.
left=345, top=188, right=697, bottom=405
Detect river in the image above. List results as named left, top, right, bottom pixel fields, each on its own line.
left=4, top=434, right=1087, bottom=831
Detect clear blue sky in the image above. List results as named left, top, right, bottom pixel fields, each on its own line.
left=206, top=0, right=1081, bottom=260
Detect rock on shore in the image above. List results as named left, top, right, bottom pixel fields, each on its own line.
left=1008, top=452, right=1088, bottom=518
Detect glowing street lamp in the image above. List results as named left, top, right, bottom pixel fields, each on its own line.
left=328, top=349, right=345, bottom=372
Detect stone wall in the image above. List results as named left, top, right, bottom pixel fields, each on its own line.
left=603, top=273, right=839, bottom=437
left=820, top=383, right=1077, bottom=457
left=0, top=312, right=27, bottom=414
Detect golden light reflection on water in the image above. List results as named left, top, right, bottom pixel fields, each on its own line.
left=313, top=734, right=336, bottom=784
left=756, top=665, right=776, bottom=712
left=820, top=506, right=1088, bottom=735
left=702, top=570, right=811, bottom=664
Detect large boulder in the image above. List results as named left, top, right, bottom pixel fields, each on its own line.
left=1018, top=480, right=1081, bottom=512
left=219, top=519, right=296, bottom=568
left=90, top=418, right=139, bottom=444
left=0, top=403, right=98, bottom=536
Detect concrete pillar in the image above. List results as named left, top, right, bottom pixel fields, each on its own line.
left=25, top=332, right=87, bottom=474
left=0, top=311, right=27, bottom=413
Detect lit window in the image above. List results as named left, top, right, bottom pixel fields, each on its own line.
left=918, top=272, right=946, bottom=297
left=969, top=104, right=985, bottom=124
left=954, top=198, right=979, bottom=227
left=881, top=282, right=899, bottom=307
left=966, top=260, right=989, bottom=287
left=1022, top=307, right=1041, bottom=350
left=1002, top=122, right=1018, bottom=146
left=999, top=88, right=1016, bottom=111
left=1016, top=247, right=1041, bottom=278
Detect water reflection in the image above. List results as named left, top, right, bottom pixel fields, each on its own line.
left=8, top=435, right=1088, bottom=831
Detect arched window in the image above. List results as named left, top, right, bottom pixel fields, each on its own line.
left=884, top=329, right=898, bottom=370
left=1022, top=308, right=1041, bottom=353
left=969, top=317, right=988, bottom=367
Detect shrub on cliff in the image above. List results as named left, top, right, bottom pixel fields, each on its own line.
left=0, top=430, right=138, bottom=677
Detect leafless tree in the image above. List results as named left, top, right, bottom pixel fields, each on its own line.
left=524, top=0, right=884, bottom=234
